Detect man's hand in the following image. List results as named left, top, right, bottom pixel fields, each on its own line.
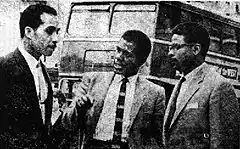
left=73, top=80, right=94, bottom=110
left=53, top=90, right=67, bottom=108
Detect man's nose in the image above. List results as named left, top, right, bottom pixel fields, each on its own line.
left=52, top=32, right=59, bottom=43
left=168, top=49, right=174, bottom=57
left=115, top=51, right=123, bottom=60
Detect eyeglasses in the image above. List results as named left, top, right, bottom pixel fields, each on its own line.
left=116, top=47, right=135, bottom=58
left=168, top=43, right=195, bottom=52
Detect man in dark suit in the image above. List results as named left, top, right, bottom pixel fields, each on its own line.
left=61, top=30, right=165, bottom=149
left=0, top=4, right=60, bottom=148
left=163, top=22, right=239, bottom=149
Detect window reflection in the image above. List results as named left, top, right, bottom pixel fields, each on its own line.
left=111, top=4, right=156, bottom=37
left=68, top=4, right=110, bottom=37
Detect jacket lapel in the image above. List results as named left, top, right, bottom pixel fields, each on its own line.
left=12, top=49, right=43, bottom=124
left=15, top=49, right=52, bottom=128
left=13, top=48, right=39, bottom=102
left=87, top=72, right=115, bottom=135
left=169, top=64, right=208, bottom=128
left=128, top=75, right=147, bottom=130
left=163, top=78, right=182, bottom=131
left=40, top=61, right=53, bottom=132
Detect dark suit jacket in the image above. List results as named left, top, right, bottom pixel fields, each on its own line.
left=0, top=49, right=53, bottom=149
left=163, top=63, right=240, bottom=149
left=61, top=72, right=166, bottom=149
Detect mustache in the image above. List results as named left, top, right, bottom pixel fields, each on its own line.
left=48, top=44, right=57, bottom=49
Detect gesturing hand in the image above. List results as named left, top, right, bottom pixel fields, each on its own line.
left=73, top=78, right=94, bottom=109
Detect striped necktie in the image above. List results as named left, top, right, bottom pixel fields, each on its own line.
left=112, top=77, right=128, bottom=147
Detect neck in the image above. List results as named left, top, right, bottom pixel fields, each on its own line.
left=22, top=38, right=41, bottom=60
left=182, top=61, right=203, bottom=76
left=124, top=68, right=139, bottom=78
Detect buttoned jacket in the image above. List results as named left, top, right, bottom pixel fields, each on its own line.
left=0, top=49, right=53, bottom=149
left=163, top=63, right=240, bottom=149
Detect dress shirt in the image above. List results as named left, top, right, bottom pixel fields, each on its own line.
left=18, top=42, right=47, bottom=124
left=93, top=74, right=138, bottom=142
left=176, top=63, right=206, bottom=109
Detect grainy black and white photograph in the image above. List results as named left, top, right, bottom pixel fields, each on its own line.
left=0, top=0, right=239, bottom=149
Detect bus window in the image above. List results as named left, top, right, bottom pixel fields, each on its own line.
left=155, top=3, right=179, bottom=40
left=110, top=4, right=157, bottom=37
left=150, top=42, right=175, bottom=78
left=60, top=41, right=117, bottom=74
left=83, top=50, right=115, bottom=72
left=222, top=24, right=238, bottom=57
left=205, top=19, right=222, bottom=53
left=68, top=4, right=110, bottom=37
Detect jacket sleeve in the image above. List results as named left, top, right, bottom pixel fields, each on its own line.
left=152, top=86, right=166, bottom=149
left=209, top=81, right=239, bottom=149
left=58, top=73, right=94, bottom=130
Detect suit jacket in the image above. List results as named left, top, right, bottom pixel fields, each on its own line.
left=163, top=63, right=240, bottom=149
left=0, top=49, right=53, bottom=149
left=61, top=72, right=165, bottom=149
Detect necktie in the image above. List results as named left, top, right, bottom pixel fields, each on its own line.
left=37, top=61, right=48, bottom=124
left=165, top=76, right=185, bottom=130
left=112, top=78, right=128, bottom=146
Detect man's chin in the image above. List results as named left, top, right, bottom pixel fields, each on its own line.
left=44, top=50, right=55, bottom=56
left=114, top=70, right=122, bottom=75
left=114, top=68, right=124, bottom=75
left=169, top=61, right=178, bottom=69
left=44, top=53, right=53, bottom=57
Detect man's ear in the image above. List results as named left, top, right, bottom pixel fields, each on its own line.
left=193, top=44, right=201, bottom=55
left=24, top=26, right=34, bottom=39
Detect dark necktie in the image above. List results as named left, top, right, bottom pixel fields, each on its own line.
left=165, top=76, right=185, bottom=130
left=112, top=77, right=128, bottom=146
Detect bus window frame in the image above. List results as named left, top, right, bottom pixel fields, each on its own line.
left=82, top=49, right=115, bottom=72
left=109, top=2, right=158, bottom=36
left=65, top=2, right=159, bottom=37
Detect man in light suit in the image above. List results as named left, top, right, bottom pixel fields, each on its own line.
left=164, top=22, right=239, bottom=149
left=62, top=30, right=165, bottom=149
left=0, top=4, right=60, bottom=148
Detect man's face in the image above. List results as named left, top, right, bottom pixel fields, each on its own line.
left=168, top=34, right=195, bottom=73
left=114, top=38, right=139, bottom=77
left=31, top=12, right=59, bottom=57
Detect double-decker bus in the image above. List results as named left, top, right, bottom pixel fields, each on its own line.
left=49, top=1, right=240, bottom=103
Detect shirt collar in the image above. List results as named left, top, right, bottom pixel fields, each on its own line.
left=114, top=73, right=138, bottom=84
left=18, top=41, right=39, bottom=69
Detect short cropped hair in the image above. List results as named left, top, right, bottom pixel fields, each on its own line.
left=19, top=4, right=57, bottom=38
left=121, top=30, right=151, bottom=66
left=171, top=22, right=210, bottom=57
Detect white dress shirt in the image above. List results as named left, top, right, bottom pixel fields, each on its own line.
left=93, top=74, right=138, bottom=142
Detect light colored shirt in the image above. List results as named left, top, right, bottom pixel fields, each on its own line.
left=176, top=63, right=206, bottom=109
left=93, top=74, right=138, bottom=142
left=18, top=42, right=48, bottom=124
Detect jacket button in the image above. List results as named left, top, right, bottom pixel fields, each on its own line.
left=203, top=133, right=210, bottom=139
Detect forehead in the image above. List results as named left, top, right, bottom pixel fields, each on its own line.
left=118, top=38, right=136, bottom=52
left=40, top=12, right=58, bottom=27
left=171, top=34, right=185, bottom=44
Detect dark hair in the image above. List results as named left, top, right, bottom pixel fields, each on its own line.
left=121, top=30, right=151, bottom=66
left=19, top=4, right=57, bottom=38
left=171, top=22, right=210, bottom=57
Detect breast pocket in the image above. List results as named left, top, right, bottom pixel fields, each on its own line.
left=185, top=102, right=198, bottom=110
